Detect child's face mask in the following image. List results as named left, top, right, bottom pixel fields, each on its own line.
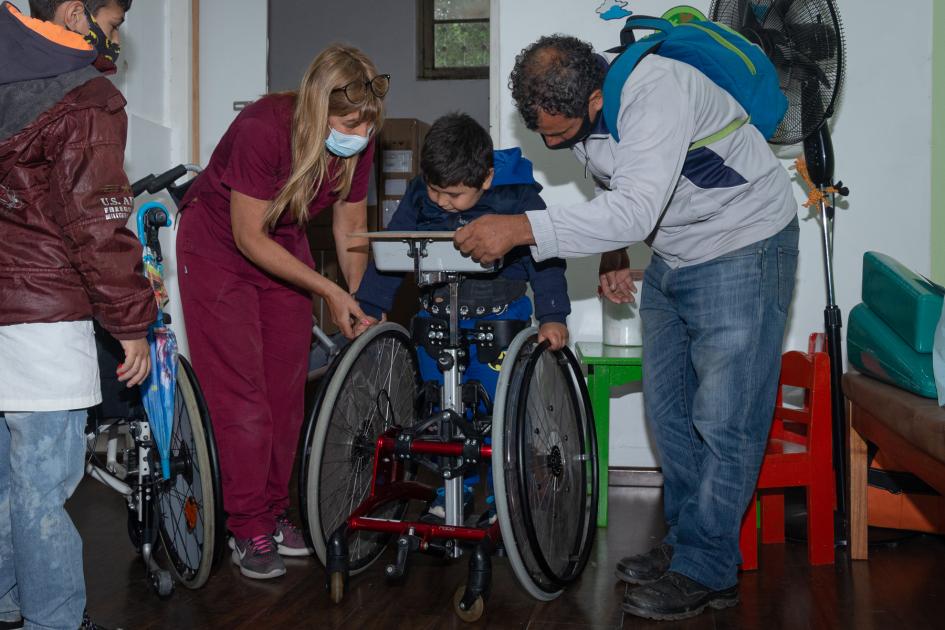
left=83, top=9, right=121, bottom=63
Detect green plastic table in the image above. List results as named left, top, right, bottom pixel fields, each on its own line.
left=576, top=341, right=643, bottom=527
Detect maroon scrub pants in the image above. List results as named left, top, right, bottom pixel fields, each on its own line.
left=178, top=250, right=311, bottom=539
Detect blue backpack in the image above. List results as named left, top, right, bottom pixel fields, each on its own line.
left=601, top=16, right=787, bottom=147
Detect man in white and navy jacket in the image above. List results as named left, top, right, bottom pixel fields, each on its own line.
left=455, top=34, right=799, bottom=621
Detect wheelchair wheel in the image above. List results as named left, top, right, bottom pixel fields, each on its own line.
left=492, top=328, right=598, bottom=601
left=300, top=323, right=419, bottom=575
left=154, top=356, right=222, bottom=589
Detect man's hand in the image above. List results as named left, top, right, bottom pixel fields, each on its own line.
left=538, top=322, right=569, bottom=351
left=454, top=214, right=534, bottom=265
left=599, top=249, right=642, bottom=304
left=117, top=337, right=151, bottom=388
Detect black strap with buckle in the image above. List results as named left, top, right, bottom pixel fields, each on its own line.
left=411, top=316, right=529, bottom=365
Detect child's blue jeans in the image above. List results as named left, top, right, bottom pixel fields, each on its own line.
left=0, top=409, right=87, bottom=630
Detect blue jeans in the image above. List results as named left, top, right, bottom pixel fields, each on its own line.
left=0, top=410, right=87, bottom=630
left=640, top=218, right=798, bottom=590
left=416, top=296, right=534, bottom=489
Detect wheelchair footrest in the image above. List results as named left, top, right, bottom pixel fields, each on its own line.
left=385, top=534, right=421, bottom=580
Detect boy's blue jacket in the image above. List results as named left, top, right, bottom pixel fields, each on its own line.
left=355, top=148, right=570, bottom=325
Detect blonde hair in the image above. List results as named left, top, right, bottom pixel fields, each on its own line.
left=265, top=44, right=385, bottom=229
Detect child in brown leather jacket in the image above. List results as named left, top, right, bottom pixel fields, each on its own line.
left=0, top=2, right=152, bottom=628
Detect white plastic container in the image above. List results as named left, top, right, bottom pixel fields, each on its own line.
left=602, top=291, right=642, bottom=347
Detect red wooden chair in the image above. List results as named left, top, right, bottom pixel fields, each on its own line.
left=738, top=347, right=835, bottom=570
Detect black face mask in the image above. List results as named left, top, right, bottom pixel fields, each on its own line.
left=83, top=8, right=121, bottom=63
left=542, top=109, right=599, bottom=151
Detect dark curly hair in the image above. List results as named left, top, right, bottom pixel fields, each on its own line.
left=421, top=113, right=494, bottom=189
left=509, top=35, right=606, bottom=131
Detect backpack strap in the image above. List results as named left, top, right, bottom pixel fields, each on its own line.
left=603, top=16, right=679, bottom=142
left=603, top=19, right=673, bottom=143
left=602, top=16, right=758, bottom=149
left=688, top=117, right=749, bottom=151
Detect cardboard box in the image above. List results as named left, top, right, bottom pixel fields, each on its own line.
left=307, top=205, right=378, bottom=251
left=366, top=166, right=379, bottom=231
left=311, top=248, right=341, bottom=335
left=378, top=118, right=430, bottom=228
left=307, top=154, right=380, bottom=250
left=373, top=119, right=430, bottom=321
left=307, top=214, right=335, bottom=250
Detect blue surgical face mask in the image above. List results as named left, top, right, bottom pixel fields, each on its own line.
left=325, top=127, right=370, bottom=158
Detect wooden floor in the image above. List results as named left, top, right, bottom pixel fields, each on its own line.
left=69, top=481, right=945, bottom=630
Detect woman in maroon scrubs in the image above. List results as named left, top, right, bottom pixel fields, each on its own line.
left=176, top=44, right=386, bottom=580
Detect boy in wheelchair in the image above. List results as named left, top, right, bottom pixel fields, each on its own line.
left=354, top=112, right=570, bottom=520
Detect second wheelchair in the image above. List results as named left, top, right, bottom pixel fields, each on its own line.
left=85, top=165, right=223, bottom=597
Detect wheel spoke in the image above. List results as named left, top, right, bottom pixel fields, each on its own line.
left=311, top=330, right=419, bottom=570
left=502, top=347, right=596, bottom=588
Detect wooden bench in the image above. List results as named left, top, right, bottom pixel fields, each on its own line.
left=844, top=373, right=945, bottom=559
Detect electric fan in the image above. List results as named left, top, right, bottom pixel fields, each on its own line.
left=709, top=0, right=850, bottom=532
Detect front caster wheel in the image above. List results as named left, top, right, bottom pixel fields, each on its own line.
left=329, top=572, right=345, bottom=604
left=151, top=569, right=174, bottom=598
left=453, top=584, right=484, bottom=623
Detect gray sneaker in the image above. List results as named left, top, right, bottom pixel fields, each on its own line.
left=231, top=534, right=286, bottom=579
left=273, top=513, right=313, bottom=557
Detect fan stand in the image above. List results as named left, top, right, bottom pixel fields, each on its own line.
left=804, top=122, right=850, bottom=546
left=707, top=0, right=851, bottom=552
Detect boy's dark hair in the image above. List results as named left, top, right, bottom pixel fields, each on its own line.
left=421, top=113, right=494, bottom=189
left=509, top=35, right=606, bottom=131
left=29, top=0, right=132, bottom=21
left=86, top=0, right=132, bottom=14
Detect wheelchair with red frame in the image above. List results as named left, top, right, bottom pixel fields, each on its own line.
left=297, top=233, right=598, bottom=621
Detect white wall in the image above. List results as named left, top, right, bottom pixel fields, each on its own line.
left=86, top=0, right=195, bottom=355
left=198, top=0, right=268, bottom=163
left=19, top=1, right=266, bottom=355
left=268, top=0, right=489, bottom=128
left=492, top=0, right=934, bottom=467
left=116, top=0, right=266, bottom=356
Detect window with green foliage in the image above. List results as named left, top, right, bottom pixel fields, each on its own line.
left=419, top=0, right=489, bottom=80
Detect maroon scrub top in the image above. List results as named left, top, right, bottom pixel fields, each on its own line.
left=178, top=93, right=375, bottom=276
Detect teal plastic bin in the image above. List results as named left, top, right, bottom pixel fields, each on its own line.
left=847, top=303, right=937, bottom=398
left=861, top=251, right=944, bottom=354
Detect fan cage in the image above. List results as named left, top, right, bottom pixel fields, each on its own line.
left=709, top=0, right=846, bottom=145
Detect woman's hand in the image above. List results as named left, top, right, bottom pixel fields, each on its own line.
left=538, top=322, right=569, bottom=351
left=599, top=249, right=641, bottom=304
left=323, top=285, right=371, bottom=339
left=353, top=314, right=382, bottom=338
